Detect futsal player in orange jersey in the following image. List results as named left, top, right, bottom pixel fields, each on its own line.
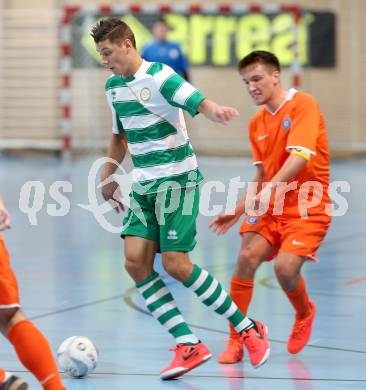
left=0, top=193, right=66, bottom=390
left=210, top=51, right=332, bottom=363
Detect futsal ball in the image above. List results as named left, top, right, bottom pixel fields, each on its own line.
left=57, top=336, right=98, bottom=378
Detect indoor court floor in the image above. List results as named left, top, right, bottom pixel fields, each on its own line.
left=0, top=154, right=365, bottom=389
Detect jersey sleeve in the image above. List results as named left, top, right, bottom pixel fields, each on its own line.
left=153, top=63, right=205, bottom=117
left=286, top=94, right=320, bottom=156
left=249, top=119, right=262, bottom=165
left=105, top=81, right=124, bottom=135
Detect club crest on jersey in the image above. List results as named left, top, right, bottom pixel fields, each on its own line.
left=169, top=48, right=180, bottom=59
left=247, top=216, right=258, bottom=225
left=111, top=90, right=117, bottom=101
left=282, top=117, right=292, bottom=131
left=140, top=87, right=151, bottom=102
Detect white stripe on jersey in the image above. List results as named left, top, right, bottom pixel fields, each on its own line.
left=128, top=133, right=188, bottom=156
left=121, top=114, right=161, bottom=130
left=173, top=82, right=197, bottom=105
left=108, top=85, right=135, bottom=102
left=106, top=93, right=121, bottom=134
left=132, top=155, right=198, bottom=182
left=152, top=66, right=175, bottom=90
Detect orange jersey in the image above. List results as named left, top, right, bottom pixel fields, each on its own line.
left=249, top=88, right=331, bottom=218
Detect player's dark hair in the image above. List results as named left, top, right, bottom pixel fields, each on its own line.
left=238, top=50, right=281, bottom=72
left=91, top=17, right=136, bottom=48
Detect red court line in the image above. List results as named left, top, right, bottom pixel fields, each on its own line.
left=345, top=276, right=366, bottom=286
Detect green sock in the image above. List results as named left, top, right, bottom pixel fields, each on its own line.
left=184, top=264, right=254, bottom=332
left=137, top=272, right=199, bottom=344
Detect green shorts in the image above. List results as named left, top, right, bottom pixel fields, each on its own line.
left=121, top=186, right=200, bottom=252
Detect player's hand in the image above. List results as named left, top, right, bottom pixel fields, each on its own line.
left=209, top=209, right=241, bottom=235
left=198, top=99, right=239, bottom=124
left=100, top=179, right=124, bottom=213
left=0, top=206, right=11, bottom=231
left=212, top=106, right=240, bottom=125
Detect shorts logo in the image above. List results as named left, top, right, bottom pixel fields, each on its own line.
left=167, top=230, right=178, bottom=240
left=140, top=87, right=151, bottom=101
left=247, top=216, right=258, bottom=225
left=257, top=134, right=268, bottom=141
left=291, top=239, right=304, bottom=246
left=282, top=117, right=292, bottom=131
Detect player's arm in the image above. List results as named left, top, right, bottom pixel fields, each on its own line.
left=101, top=133, right=128, bottom=181
left=102, top=81, right=127, bottom=182
left=100, top=133, right=128, bottom=213
left=235, top=164, right=265, bottom=215
left=270, top=152, right=308, bottom=184
left=255, top=152, right=309, bottom=203
left=232, top=122, right=265, bottom=215
left=101, top=82, right=128, bottom=212
left=209, top=164, right=264, bottom=235
left=0, top=192, right=11, bottom=231
left=264, top=92, right=317, bottom=192
left=198, top=99, right=239, bottom=125
left=155, top=64, right=239, bottom=123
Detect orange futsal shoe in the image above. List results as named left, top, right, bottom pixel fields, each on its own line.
left=242, top=321, right=270, bottom=368
left=160, top=342, right=212, bottom=380
left=218, top=337, right=244, bottom=364
left=288, top=300, right=316, bottom=354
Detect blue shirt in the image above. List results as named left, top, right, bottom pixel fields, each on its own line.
left=141, top=40, right=189, bottom=79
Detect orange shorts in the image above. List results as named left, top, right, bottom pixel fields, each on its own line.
left=239, top=213, right=331, bottom=261
left=0, top=239, right=20, bottom=308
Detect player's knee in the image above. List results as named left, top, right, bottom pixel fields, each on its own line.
left=124, top=257, right=143, bottom=280
left=0, top=308, right=20, bottom=335
left=162, top=253, right=190, bottom=282
left=238, top=247, right=260, bottom=270
left=124, top=255, right=155, bottom=283
left=162, top=253, right=179, bottom=277
left=274, top=261, right=296, bottom=284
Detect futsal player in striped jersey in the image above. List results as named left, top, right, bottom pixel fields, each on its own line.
left=91, top=18, right=270, bottom=380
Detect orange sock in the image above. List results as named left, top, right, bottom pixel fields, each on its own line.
left=284, top=276, right=311, bottom=319
left=229, top=277, right=254, bottom=339
left=0, top=368, right=5, bottom=383
left=8, top=320, right=65, bottom=390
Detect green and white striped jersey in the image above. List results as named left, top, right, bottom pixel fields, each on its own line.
left=105, top=60, right=205, bottom=194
